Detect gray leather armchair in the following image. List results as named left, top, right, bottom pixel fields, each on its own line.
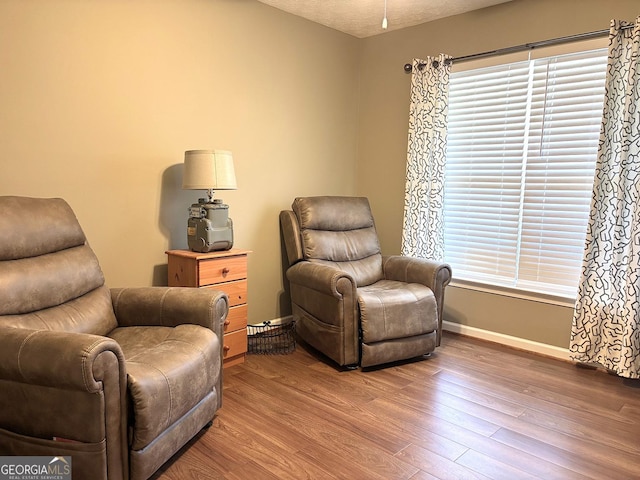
left=280, top=196, right=451, bottom=368
left=0, top=196, right=226, bottom=480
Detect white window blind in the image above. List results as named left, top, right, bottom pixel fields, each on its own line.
left=444, top=47, right=608, bottom=298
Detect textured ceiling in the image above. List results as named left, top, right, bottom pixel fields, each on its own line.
left=257, top=0, right=514, bottom=38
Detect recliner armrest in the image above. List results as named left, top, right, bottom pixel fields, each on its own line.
left=286, top=261, right=360, bottom=365
left=0, top=326, right=125, bottom=392
left=382, top=255, right=452, bottom=346
left=0, top=326, right=128, bottom=467
left=111, top=287, right=227, bottom=338
left=286, top=261, right=357, bottom=297
left=382, top=255, right=452, bottom=291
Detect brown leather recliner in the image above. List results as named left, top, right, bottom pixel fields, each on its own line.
left=0, top=196, right=226, bottom=480
left=280, top=196, right=452, bottom=368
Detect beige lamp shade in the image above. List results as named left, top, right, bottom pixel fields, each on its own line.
left=182, top=150, right=237, bottom=190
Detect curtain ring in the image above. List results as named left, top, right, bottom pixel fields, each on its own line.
left=432, top=60, right=440, bottom=68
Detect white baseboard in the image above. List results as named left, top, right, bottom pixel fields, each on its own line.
left=249, top=315, right=293, bottom=327
left=259, top=317, right=571, bottom=361
left=442, top=320, right=571, bottom=361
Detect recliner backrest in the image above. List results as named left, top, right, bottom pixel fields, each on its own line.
left=292, top=196, right=383, bottom=287
left=0, top=196, right=118, bottom=335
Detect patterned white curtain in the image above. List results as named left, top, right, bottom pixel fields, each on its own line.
left=401, top=55, right=451, bottom=261
left=570, top=17, right=640, bottom=379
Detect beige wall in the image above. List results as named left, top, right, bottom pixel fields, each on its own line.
left=0, top=0, right=360, bottom=324
left=2, top=0, right=638, bottom=348
left=357, top=0, right=639, bottom=347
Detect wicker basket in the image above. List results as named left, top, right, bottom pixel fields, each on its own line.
left=247, top=320, right=296, bottom=355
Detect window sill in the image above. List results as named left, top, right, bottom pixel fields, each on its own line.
left=449, top=279, right=576, bottom=308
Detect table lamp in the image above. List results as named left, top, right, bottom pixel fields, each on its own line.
left=182, top=149, right=237, bottom=252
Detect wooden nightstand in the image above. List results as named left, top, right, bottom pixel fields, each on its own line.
left=166, top=248, right=250, bottom=367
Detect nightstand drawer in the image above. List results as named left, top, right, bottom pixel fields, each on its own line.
left=208, top=280, right=247, bottom=307
left=199, top=256, right=247, bottom=286
left=225, top=305, right=248, bottom=333
left=223, top=328, right=248, bottom=360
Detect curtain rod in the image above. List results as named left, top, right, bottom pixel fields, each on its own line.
left=403, top=24, right=633, bottom=72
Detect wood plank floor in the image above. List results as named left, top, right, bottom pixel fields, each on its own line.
left=151, top=333, right=640, bottom=480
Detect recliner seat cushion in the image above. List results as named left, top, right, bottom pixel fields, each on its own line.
left=108, top=325, right=220, bottom=451
left=358, top=280, right=437, bottom=344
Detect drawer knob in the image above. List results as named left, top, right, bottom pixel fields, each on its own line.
left=223, top=345, right=231, bottom=352
left=222, top=267, right=230, bottom=277
left=223, top=319, right=231, bottom=327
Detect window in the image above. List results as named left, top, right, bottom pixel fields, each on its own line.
left=444, top=45, right=608, bottom=299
